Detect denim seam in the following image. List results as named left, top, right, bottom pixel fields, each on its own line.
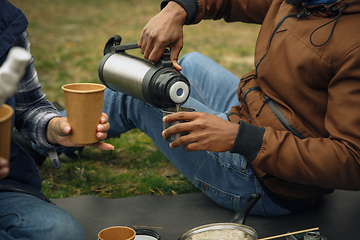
left=193, top=177, right=241, bottom=210
left=189, top=81, right=212, bottom=109
left=0, top=212, right=22, bottom=228
left=255, top=180, right=266, bottom=215
left=207, top=151, right=249, bottom=176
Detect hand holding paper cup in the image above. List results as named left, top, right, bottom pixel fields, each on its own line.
left=62, top=83, right=106, bottom=144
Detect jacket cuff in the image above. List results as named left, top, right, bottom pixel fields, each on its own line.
left=161, top=0, right=199, bottom=25
left=230, top=121, right=265, bottom=162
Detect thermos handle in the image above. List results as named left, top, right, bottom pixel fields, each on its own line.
left=103, top=35, right=139, bottom=55
left=112, top=43, right=139, bottom=53
left=103, top=35, right=173, bottom=67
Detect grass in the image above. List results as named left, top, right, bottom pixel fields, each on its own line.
left=9, top=0, right=260, bottom=198
left=40, top=129, right=199, bottom=198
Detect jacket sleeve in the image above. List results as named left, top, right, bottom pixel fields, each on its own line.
left=13, top=32, right=62, bottom=149
left=161, top=0, right=273, bottom=25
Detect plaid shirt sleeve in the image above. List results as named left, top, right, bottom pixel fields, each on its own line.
left=13, top=31, right=62, bottom=149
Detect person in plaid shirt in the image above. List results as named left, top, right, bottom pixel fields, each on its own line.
left=0, top=1, right=113, bottom=239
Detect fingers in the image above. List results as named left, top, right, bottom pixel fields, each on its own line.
left=139, top=19, right=167, bottom=63
left=0, top=157, right=9, bottom=179
left=162, top=112, right=199, bottom=140
left=163, top=111, right=198, bottom=123
left=96, top=130, right=108, bottom=141
left=49, top=113, right=112, bottom=147
left=168, top=135, right=194, bottom=150
left=88, top=142, right=114, bottom=151
left=140, top=34, right=155, bottom=60
left=172, top=60, right=182, bottom=71
left=162, top=120, right=195, bottom=149
left=60, top=119, right=71, bottom=135
left=139, top=1, right=185, bottom=64
left=50, top=117, right=70, bottom=137
left=100, top=113, right=109, bottom=125
left=140, top=34, right=167, bottom=64
left=162, top=112, right=237, bottom=152
left=148, top=45, right=166, bottom=63
left=86, top=113, right=113, bottom=150
left=138, top=20, right=153, bottom=58
left=170, top=43, right=183, bottom=71
left=97, top=113, right=110, bottom=133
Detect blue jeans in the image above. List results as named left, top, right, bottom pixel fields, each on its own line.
left=101, top=52, right=290, bottom=216
left=0, top=192, right=85, bottom=240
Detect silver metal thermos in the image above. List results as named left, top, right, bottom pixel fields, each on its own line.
left=98, top=35, right=190, bottom=108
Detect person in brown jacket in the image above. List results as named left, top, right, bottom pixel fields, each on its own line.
left=32, top=0, right=358, bottom=216
left=134, top=0, right=360, bottom=215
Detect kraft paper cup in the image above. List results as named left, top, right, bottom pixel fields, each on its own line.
left=98, top=226, right=136, bottom=240
left=62, top=83, right=106, bottom=144
left=0, top=104, right=14, bottom=161
left=162, top=107, right=196, bottom=141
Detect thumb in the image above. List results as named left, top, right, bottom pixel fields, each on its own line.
left=52, top=117, right=71, bottom=136
left=60, top=119, right=71, bottom=136
left=170, top=45, right=182, bottom=71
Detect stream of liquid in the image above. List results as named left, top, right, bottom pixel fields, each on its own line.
left=176, top=104, right=181, bottom=112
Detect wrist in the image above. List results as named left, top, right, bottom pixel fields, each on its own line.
left=164, top=1, right=187, bottom=25
left=161, top=0, right=199, bottom=25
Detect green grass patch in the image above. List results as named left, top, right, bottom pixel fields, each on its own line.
left=39, top=129, right=200, bottom=198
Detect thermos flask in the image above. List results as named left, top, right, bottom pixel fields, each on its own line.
left=98, top=35, right=190, bottom=109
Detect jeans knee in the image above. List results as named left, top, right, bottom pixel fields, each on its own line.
left=23, top=206, right=85, bottom=240
left=179, top=52, right=202, bottom=65
left=0, top=193, right=85, bottom=239
left=40, top=208, right=85, bottom=240
left=0, top=209, right=85, bottom=240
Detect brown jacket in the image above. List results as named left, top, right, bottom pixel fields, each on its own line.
left=183, top=0, right=360, bottom=204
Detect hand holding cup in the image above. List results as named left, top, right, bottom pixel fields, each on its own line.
left=162, top=107, right=196, bottom=142
left=162, top=110, right=239, bottom=152
left=62, top=83, right=107, bottom=144
left=46, top=113, right=113, bottom=151
left=45, top=83, right=114, bottom=151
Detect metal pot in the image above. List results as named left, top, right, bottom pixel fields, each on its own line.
left=179, top=193, right=261, bottom=240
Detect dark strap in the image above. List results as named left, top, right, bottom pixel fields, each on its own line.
left=243, top=87, right=305, bottom=139
left=264, top=95, right=305, bottom=139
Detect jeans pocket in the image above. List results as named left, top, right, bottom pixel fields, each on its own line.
left=0, top=212, right=23, bottom=229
